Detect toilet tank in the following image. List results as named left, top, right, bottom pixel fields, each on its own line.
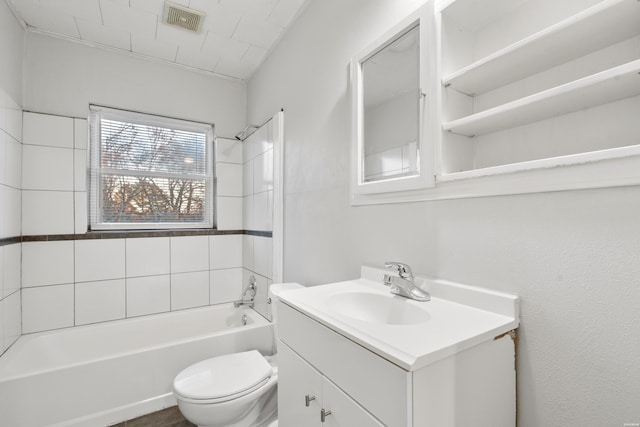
left=268, top=283, right=303, bottom=344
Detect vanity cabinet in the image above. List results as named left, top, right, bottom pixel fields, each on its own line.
left=278, top=343, right=383, bottom=426
left=277, top=300, right=517, bottom=427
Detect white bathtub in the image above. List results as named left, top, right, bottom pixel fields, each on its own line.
left=0, top=304, right=274, bottom=427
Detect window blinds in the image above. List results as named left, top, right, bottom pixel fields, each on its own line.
left=88, top=106, right=215, bottom=230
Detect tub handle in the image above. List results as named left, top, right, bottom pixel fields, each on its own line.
left=305, top=394, right=316, bottom=407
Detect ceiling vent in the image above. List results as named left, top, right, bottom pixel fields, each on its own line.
left=163, top=1, right=205, bottom=33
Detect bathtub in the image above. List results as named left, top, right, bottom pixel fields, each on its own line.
left=0, top=304, right=274, bottom=427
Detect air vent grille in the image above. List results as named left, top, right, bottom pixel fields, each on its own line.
left=163, top=1, right=205, bottom=33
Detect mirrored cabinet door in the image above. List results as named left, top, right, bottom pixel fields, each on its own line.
left=350, top=2, right=436, bottom=203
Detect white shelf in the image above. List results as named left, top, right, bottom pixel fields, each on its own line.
left=442, top=0, right=640, bottom=95
left=440, top=145, right=640, bottom=182
left=442, top=60, right=640, bottom=137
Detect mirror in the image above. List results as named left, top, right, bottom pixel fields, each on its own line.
left=362, top=25, right=420, bottom=183
left=351, top=5, right=434, bottom=203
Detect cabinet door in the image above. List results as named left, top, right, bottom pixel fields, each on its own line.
left=321, top=377, right=384, bottom=427
left=278, top=342, right=322, bottom=427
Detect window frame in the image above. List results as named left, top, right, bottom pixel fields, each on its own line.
left=88, top=105, right=216, bottom=231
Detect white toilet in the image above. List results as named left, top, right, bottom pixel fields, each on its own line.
left=173, top=283, right=302, bottom=427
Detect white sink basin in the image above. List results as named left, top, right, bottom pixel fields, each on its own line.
left=277, top=265, right=520, bottom=371
left=327, top=291, right=430, bottom=325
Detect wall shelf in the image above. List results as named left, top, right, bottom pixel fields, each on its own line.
left=442, top=0, right=640, bottom=95
left=442, top=60, right=640, bottom=137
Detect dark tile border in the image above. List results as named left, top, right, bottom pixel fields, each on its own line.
left=0, top=236, right=21, bottom=247
left=2, top=229, right=272, bottom=246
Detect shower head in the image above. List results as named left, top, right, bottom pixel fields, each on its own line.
left=234, top=125, right=259, bottom=141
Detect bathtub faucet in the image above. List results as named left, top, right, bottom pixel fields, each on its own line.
left=234, top=276, right=257, bottom=308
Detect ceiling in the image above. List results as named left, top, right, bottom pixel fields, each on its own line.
left=6, top=0, right=309, bottom=81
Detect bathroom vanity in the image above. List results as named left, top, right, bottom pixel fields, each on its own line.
left=276, top=265, right=519, bottom=426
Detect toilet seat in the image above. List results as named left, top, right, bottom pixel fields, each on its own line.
left=174, top=350, right=273, bottom=404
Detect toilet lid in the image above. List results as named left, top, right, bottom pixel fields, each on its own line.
left=173, top=350, right=273, bottom=401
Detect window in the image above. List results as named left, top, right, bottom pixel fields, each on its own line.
left=88, top=106, right=215, bottom=230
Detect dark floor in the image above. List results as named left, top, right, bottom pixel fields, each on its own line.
left=109, top=406, right=195, bottom=427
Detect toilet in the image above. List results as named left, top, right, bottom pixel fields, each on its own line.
left=173, top=283, right=303, bottom=427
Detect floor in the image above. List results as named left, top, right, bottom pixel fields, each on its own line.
left=109, top=406, right=195, bottom=427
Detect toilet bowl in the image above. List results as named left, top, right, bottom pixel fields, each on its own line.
left=173, top=283, right=303, bottom=427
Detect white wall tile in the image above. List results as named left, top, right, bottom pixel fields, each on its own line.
left=248, top=123, right=271, bottom=157
left=2, top=291, right=21, bottom=351
left=0, top=300, right=4, bottom=353
left=5, top=99, right=22, bottom=143
left=242, top=136, right=254, bottom=163
left=74, top=149, right=86, bottom=191
left=243, top=158, right=253, bottom=196
left=22, top=190, right=74, bottom=235
left=170, top=235, right=209, bottom=273
left=210, top=234, right=242, bottom=269
left=75, top=279, right=125, bottom=325
left=243, top=195, right=254, bottom=230
left=253, top=149, right=273, bottom=193
left=217, top=196, right=243, bottom=230
left=266, top=190, right=273, bottom=231
left=253, top=236, right=273, bottom=280
left=253, top=190, right=270, bottom=231
left=126, top=237, right=170, bottom=277
left=0, top=132, right=6, bottom=186
left=73, top=118, right=88, bottom=150
left=22, top=241, right=73, bottom=287
left=209, top=267, right=243, bottom=304
left=2, top=243, right=20, bottom=296
left=23, top=112, right=74, bottom=148
left=0, top=185, right=21, bottom=238
left=22, top=145, right=74, bottom=191
left=74, top=192, right=88, bottom=234
left=126, top=275, right=170, bottom=317
left=243, top=235, right=254, bottom=271
left=22, top=284, right=74, bottom=333
left=216, top=162, right=243, bottom=197
left=75, top=239, right=126, bottom=282
left=4, top=138, right=21, bottom=189
left=216, top=138, right=243, bottom=164
left=250, top=271, right=271, bottom=320
left=171, top=271, right=209, bottom=310
left=0, top=247, right=3, bottom=300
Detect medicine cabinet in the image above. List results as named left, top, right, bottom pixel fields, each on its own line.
left=351, top=0, right=640, bottom=205
left=350, top=3, right=438, bottom=204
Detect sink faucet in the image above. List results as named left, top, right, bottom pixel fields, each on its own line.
left=383, top=262, right=430, bottom=302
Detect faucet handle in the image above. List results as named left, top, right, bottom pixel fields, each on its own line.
left=384, top=261, right=414, bottom=279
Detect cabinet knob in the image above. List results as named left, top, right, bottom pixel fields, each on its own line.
left=305, top=394, right=316, bottom=407
left=321, top=408, right=332, bottom=422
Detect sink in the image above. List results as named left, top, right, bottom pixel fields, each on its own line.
left=327, top=291, right=431, bottom=325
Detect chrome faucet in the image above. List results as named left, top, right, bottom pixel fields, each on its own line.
left=383, top=262, right=430, bottom=302
left=234, top=276, right=257, bottom=308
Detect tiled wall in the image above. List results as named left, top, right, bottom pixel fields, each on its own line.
left=242, top=122, right=275, bottom=318
left=21, top=234, right=244, bottom=332
left=19, top=111, right=251, bottom=334
left=0, top=89, right=23, bottom=354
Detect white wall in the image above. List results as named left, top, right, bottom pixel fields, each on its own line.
left=0, top=0, right=23, bottom=356
left=22, top=32, right=245, bottom=139
left=247, top=0, right=640, bottom=426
